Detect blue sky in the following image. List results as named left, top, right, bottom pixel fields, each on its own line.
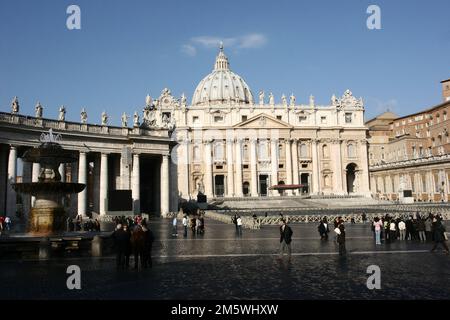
left=1, top=0, right=449, bottom=126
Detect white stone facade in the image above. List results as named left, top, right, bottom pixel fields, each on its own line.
left=155, top=47, right=371, bottom=199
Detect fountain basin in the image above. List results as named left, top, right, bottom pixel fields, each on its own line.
left=12, top=182, right=85, bottom=195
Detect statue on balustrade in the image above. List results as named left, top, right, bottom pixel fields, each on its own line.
left=35, top=102, right=43, bottom=118
left=11, top=96, right=19, bottom=114
left=101, top=111, right=108, bottom=126
left=133, top=111, right=140, bottom=127
left=121, top=112, right=129, bottom=127
left=58, top=106, right=66, bottom=121
left=269, top=92, right=274, bottom=106
left=80, top=108, right=88, bottom=124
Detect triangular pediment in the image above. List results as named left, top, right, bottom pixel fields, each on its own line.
left=233, top=113, right=293, bottom=129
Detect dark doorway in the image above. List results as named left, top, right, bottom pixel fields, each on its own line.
left=140, top=156, right=161, bottom=214
left=301, top=173, right=309, bottom=194
left=259, top=174, right=268, bottom=196
left=243, top=182, right=250, bottom=196
left=346, top=163, right=357, bottom=193
left=214, top=175, right=225, bottom=197
left=278, top=181, right=285, bottom=196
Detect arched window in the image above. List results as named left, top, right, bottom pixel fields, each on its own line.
left=347, top=144, right=355, bottom=158
left=322, top=145, right=329, bottom=158
left=324, top=174, right=331, bottom=187
left=278, top=144, right=283, bottom=159
left=193, top=145, right=200, bottom=162
left=300, top=144, right=308, bottom=158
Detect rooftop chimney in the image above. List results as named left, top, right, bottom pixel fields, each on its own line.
left=441, top=78, right=450, bottom=102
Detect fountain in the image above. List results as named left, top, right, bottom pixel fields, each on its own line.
left=12, top=129, right=85, bottom=235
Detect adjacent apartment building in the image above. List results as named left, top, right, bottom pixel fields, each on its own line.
left=367, top=78, right=450, bottom=202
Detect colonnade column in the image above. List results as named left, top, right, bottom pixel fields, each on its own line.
left=6, top=146, right=17, bottom=217
left=31, top=163, right=40, bottom=207
left=99, top=153, right=108, bottom=215
left=270, top=139, right=279, bottom=196
left=132, top=153, right=140, bottom=214
left=332, top=139, right=343, bottom=194
left=234, top=138, right=243, bottom=197
left=160, top=154, right=170, bottom=216
left=77, top=151, right=87, bottom=216
left=285, top=139, right=293, bottom=195
left=250, top=138, right=258, bottom=197
left=226, top=139, right=234, bottom=197
left=359, top=139, right=371, bottom=196
left=203, top=140, right=213, bottom=198
left=291, top=139, right=299, bottom=194
left=311, top=139, right=320, bottom=195
left=59, top=163, right=65, bottom=182
left=183, top=139, right=190, bottom=199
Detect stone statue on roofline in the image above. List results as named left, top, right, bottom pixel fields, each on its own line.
left=35, top=101, right=43, bottom=118
left=58, top=106, right=66, bottom=121
left=259, top=90, right=265, bottom=105
left=101, top=111, right=108, bottom=126
left=11, top=96, right=19, bottom=114
left=121, top=112, right=129, bottom=127
left=80, top=108, right=88, bottom=124
left=133, top=111, right=140, bottom=127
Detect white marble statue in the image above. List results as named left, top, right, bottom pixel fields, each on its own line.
left=35, top=102, right=43, bottom=118
left=101, top=111, right=108, bottom=126
left=331, top=94, right=338, bottom=106
left=290, top=93, right=296, bottom=106
left=259, top=90, right=265, bottom=105
left=181, top=93, right=187, bottom=106
left=269, top=92, right=274, bottom=105
left=281, top=94, right=287, bottom=106
left=146, top=94, right=153, bottom=107
left=80, top=108, right=87, bottom=123
left=133, top=111, right=140, bottom=127
left=309, top=95, right=315, bottom=107
left=58, top=106, right=66, bottom=121
left=121, top=112, right=129, bottom=127
left=11, top=96, right=19, bottom=114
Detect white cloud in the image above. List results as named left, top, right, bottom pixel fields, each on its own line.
left=181, top=44, right=197, bottom=57
left=181, top=33, right=268, bottom=56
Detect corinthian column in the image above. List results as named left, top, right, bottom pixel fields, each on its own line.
left=270, top=139, right=279, bottom=196
left=235, top=138, right=243, bottom=197
left=226, top=139, right=234, bottom=197
left=359, top=139, right=371, bottom=196
left=285, top=139, right=293, bottom=196
left=250, top=138, right=258, bottom=197
left=160, top=154, right=170, bottom=215
left=311, top=139, right=320, bottom=194
left=203, top=140, right=213, bottom=198
left=6, top=145, right=17, bottom=217
left=132, top=153, right=140, bottom=214
left=99, top=153, right=109, bottom=215
left=77, top=151, right=87, bottom=216
left=332, top=139, right=343, bottom=194
left=292, top=139, right=299, bottom=192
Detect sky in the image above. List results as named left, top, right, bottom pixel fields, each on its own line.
left=1, top=0, right=450, bottom=126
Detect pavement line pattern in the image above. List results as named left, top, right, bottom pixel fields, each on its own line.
left=159, top=236, right=373, bottom=241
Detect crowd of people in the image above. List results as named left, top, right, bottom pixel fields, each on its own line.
left=111, top=215, right=154, bottom=270
left=66, top=215, right=100, bottom=232
left=370, top=212, right=449, bottom=254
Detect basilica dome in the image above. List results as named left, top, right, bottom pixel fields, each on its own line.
left=191, top=44, right=253, bottom=106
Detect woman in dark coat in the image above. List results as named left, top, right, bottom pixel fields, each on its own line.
left=431, top=219, right=449, bottom=254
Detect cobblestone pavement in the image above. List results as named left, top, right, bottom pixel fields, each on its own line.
left=1, top=219, right=450, bottom=300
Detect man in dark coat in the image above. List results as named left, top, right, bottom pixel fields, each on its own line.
left=112, top=224, right=131, bottom=269
left=431, top=218, right=449, bottom=254
left=279, top=219, right=293, bottom=257
left=337, top=224, right=346, bottom=256
left=142, top=223, right=155, bottom=268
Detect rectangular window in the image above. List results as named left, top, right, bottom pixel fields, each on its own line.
left=276, top=115, right=282, bottom=120
left=241, top=115, right=247, bottom=122
left=321, top=116, right=327, bottom=124
left=216, top=165, right=223, bottom=170
left=301, top=164, right=308, bottom=168
left=214, top=115, right=224, bottom=123
left=193, top=116, right=199, bottom=124
left=243, top=164, right=249, bottom=169
left=345, top=113, right=352, bottom=124
left=299, top=116, right=307, bottom=123
left=278, top=164, right=284, bottom=169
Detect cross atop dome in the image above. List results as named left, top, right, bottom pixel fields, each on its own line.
left=214, top=42, right=229, bottom=71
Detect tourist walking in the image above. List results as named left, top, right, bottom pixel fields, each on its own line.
left=417, top=217, right=426, bottom=242
left=318, top=217, right=329, bottom=240
left=131, top=224, right=146, bottom=269
left=336, top=224, right=346, bottom=256
left=123, top=224, right=131, bottom=267
left=232, top=214, right=238, bottom=232
left=172, top=216, right=178, bottom=236
left=389, top=220, right=397, bottom=242
left=182, top=215, right=188, bottom=237
left=236, top=216, right=243, bottom=236
left=398, top=219, right=406, bottom=240
left=279, top=219, right=293, bottom=257
left=431, top=218, right=449, bottom=254
left=112, top=224, right=131, bottom=269
left=373, top=217, right=383, bottom=245
left=425, top=215, right=433, bottom=241
left=142, top=222, right=155, bottom=268
left=4, top=216, right=11, bottom=231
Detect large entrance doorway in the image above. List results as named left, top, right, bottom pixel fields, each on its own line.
left=259, top=174, right=268, bottom=196
left=140, top=156, right=161, bottom=214
left=243, top=182, right=250, bottom=196
left=346, top=163, right=357, bottom=194
left=300, top=173, right=309, bottom=194
left=214, top=175, right=225, bottom=197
